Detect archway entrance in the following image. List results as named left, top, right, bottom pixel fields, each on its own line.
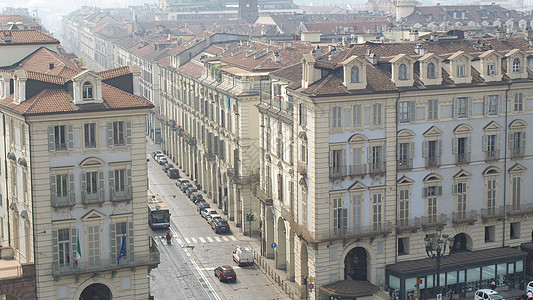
left=80, top=283, right=112, bottom=300
left=344, top=247, right=367, bottom=281
left=451, top=233, right=469, bottom=253
left=1, top=295, right=20, bottom=300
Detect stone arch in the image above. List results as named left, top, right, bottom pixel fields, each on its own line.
left=482, top=166, right=501, bottom=176
left=451, top=232, right=473, bottom=253
left=79, top=156, right=104, bottom=167
left=423, top=173, right=443, bottom=182
left=397, top=129, right=415, bottom=138
left=17, top=158, right=27, bottom=167
left=74, top=277, right=118, bottom=300
left=453, top=123, right=473, bottom=134
left=340, top=242, right=375, bottom=281
left=276, top=217, right=287, bottom=270
left=348, top=133, right=368, bottom=143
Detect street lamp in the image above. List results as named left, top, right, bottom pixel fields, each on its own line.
left=424, top=229, right=454, bottom=294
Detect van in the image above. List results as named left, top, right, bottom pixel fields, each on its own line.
left=232, top=246, right=254, bottom=266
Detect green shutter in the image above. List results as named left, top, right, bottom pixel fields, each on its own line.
left=48, top=126, right=55, bottom=151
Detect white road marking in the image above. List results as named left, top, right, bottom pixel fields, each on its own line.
left=199, top=237, right=206, bottom=243
left=229, top=236, right=237, bottom=241
left=191, top=237, right=197, bottom=243
left=222, top=236, right=229, bottom=241
left=184, top=238, right=190, bottom=244
left=207, top=237, right=214, bottom=242
left=214, top=237, right=221, bottom=242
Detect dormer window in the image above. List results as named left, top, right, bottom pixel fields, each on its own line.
left=427, top=63, right=436, bottom=79
left=513, top=58, right=520, bottom=73
left=399, top=64, right=407, bottom=80
left=350, top=66, right=359, bottom=83
left=487, top=64, right=495, bottom=76
left=82, top=82, right=94, bottom=100
left=457, top=64, right=465, bottom=77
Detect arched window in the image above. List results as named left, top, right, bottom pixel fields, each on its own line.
left=399, top=64, right=407, bottom=80
left=513, top=58, right=520, bottom=73
left=82, top=82, right=94, bottom=100
left=427, top=62, right=436, bottom=79
left=350, top=66, right=359, bottom=83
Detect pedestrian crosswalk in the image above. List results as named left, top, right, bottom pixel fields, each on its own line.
left=179, top=235, right=237, bottom=245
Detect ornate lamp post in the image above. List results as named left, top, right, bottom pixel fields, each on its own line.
left=424, top=229, right=454, bottom=293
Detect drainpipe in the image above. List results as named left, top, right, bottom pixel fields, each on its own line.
left=502, top=82, right=511, bottom=248
left=27, top=120, right=38, bottom=298
left=394, top=90, right=401, bottom=264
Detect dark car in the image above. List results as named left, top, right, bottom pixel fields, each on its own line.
left=214, top=265, right=236, bottom=282
left=212, top=219, right=230, bottom=234
left=185, top=186, right=198, bottom=198
left=191, top=193, right=204, bottom=204
left=167, top=168, right=180, bottom=179
left=162, top=163, right=174, bottom=173
left=176, top=178, right=190, bottom=189
left=181, top=182, right=194, bottom=192
left=196, top=202, right=211, bottom=213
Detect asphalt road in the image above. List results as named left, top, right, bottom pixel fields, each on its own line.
left=147, top=141, right=289, bottom=300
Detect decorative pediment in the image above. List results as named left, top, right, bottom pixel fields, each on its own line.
left=82, top=209, right=106, bottom=221
left=453, top=123, right=473, bottom=134
left=348, top=180, right=367, bottom=191
left=483, top=166, right=501, bottom=176
left=509, top=119, right=527, bottom=129
left=80, top=157, right=104, bottom=167
left=508, top=163, right=527, bottom=173
left=349, top=133, right=368, bottom=143
left=397, top=176, right=414, bottom=185
left=505, top=49, right=528, bottom=80
left=423, top=126, right=443, bottom=137
left=453, top=169, right=471, bottom=179
left=483, top=121, right=502, bottom=132
left=341, top=55, right=367, bottom=90
left=397, top=129, right=415, bottom=139
left=423, top=173, right=443, bottom=182
left=70, top=70, right=104, bottom=105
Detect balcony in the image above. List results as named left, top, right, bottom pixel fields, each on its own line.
left=368, top=163, right=385, bottom=176
left=329, top=166, right=347, bottom=179
left=252, top=185, right=272, bottom=206
left=456, top=153, right=470, bottom=164
left=452, top=209, right=477, bottom=225
left=480, top=206, right=505, bottom=222
left=425, top=156, right=440, bottom=168
left=325, top=221, right=393, bottom=242
left=396, top=217, right=421, bottom=233
left=506, top=203, right=533, bottom=217
left=52, top=237, right=160, bottom=278
left=110, top=186, right=132, bottom=203
left=51, top=191, right=75, bottom=209
left=227, top=169, right=259, bottom=185
left=485, top=150, right=499, bottom=161
left=420, top=214, right=447, bottom=230
left=349, top=164, right=365, bottom=177
left=82, top=188, right=105, bottom=206
left=397, top=158, right=412, bottom=171
left=511, top=148, right=525, bottom=159
left=297, top=162, right=307, bottom=176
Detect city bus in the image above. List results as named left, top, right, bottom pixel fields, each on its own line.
left=148, top=195, right=170, bottom=229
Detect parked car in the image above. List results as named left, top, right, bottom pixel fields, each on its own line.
left=185, top=186, right=198, bottom=198
left=162, top=163, right=174, bottom=173
left=232, top=246, right=254, bottom=266
left=196, top=202, right=211, bottom=213
left=191, top=193, right=204, bottom=204
left=207, top=214, right=222, bottom=225
left=214, top=266, right=236, bottom=282
left=527, top=280, right=533, bottom=293
left=155, top=153, right=165, bottom=162
left=212, top=219, right=230, bottom=234
left=152, top=150, right=162, bottom=158
left=201, top=208, right=218, bottom=219
left=181, top=182, right=194, bottom=192
left=167, top=168, right=180, bottom=179
left=474, top=289, right=504, bottom=300
left=176, top=178, right=190, bottom=189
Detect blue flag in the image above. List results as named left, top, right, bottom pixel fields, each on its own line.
left=118, top=235, right=126, bottom=264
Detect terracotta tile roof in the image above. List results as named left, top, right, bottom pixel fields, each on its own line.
left=25, top=71, right=67, bottom=85
left=16, top=47, right=81, bottom=77
left=0, top=15, right=43, bottom=30
left=100, top=83, right=153, bottom=110
left=97, top=66, right=133, bottom=80
left=0, top=30, right=58, bottom=45
left=178, top=61, right=204, bottom=78
left=270, top=63, right=302, bottom=84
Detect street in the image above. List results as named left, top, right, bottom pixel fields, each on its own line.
left=147, top=141, right=289, bottom=300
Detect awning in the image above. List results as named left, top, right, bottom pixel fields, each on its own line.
left=319, top=279, right=383, bottom=299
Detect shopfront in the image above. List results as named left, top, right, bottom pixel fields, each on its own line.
left=386, top=247, right=526, bottom=300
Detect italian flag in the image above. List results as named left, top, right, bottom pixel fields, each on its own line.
left=75, top=236, right=81, bottom=265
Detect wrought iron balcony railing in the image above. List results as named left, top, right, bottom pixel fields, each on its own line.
left=349, top=164, right=365, bottom=176
left=452, top=209, right=477, bottom=225
left=110, top=186, right=132, bottom=203
left=329, top=166, right=347, bottom=179
left=82, top=188, right=105, bottom=206
left=51, top=191, right=75, bottom=208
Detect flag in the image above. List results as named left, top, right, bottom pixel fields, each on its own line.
left=75, top=236, right=81, bottom=265
left=118, top=235, right=126, bottom=264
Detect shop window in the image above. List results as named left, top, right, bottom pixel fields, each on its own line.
left=510, top=222, right=520, bottom=239
left=485, top=226, right=495, bottom=242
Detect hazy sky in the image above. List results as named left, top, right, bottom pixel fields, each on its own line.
left=0, top=0, right=154, bottom=37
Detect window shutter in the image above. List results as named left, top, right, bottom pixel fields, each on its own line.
left=110, top=223, right=116, bottom=264
left=353, top=105, right=361, bottom=127
left=467, top=137, right=471, bottom=153
left=522, top=132, right=527, bottom=148
left=128, top=221, right=134, bottom=262
left=437, top=186, right=442, bottom=196
left=422, top=141, right=428, bottom=158
left=453, top=183, right=457, bottom=195
left=71, top=228, right=77, bottom=266
left=496, top=134, right=501, bottom=150
left=509, top=132, right=514, bottom=149
left=67, top=125, right=74, bottom=150
left=423, top=187, right=427, bottom=198
left=381, top=145, right=386, bottom=163
left=344, top=110, right=350, bottom=128
left=467, top=97, right=473, bottom=117
left=452, top=98, right=458, bottom=119
left=329, top=150, right=333, bottom=167
left=126, top=169, right=132, bottom=198
left=69, top=173, right=74, bottom=203
left=126, top=121, right=132, bottom=145
left=330, top=108, right=335, bottom=128
left=409, top=142, right=415, bottom=159
left=483, top=97, right=489, bottom=116
left=409, top=101, right=416, bottom=122
left=52, top=229, right=58, bottom=264
left=98, top=171, right=104, bottom=199
left=438, top=140, right=442, bottom=156
left=107, top=122, right=114, bottom=147
left=367, top=147, right=371, bottom=164
left=452, top=137, right=458, bottom=154
left=378, top=104, right=382, bottom=125
left=50, top=174, right=56, bottom=201
left=108, top=170, right=115, bottom=199
left=482, top=135, right=488, bottom=152
left=48, top=126, right=55, bottom=151
left=353, top=148, right=361, bottom=166
left=497, top=96, right=503, bottom=115
left=81, top=172, right=87, bottom=194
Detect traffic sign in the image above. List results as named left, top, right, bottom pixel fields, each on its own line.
left=308, top=283, right=314, bottom=290
left=308, top=276, right=314, bottom=283
left=271, top=242, right=277, bottom=248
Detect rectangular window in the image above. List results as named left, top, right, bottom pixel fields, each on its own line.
left=84, top=123, right=96, bottom=148
left=398, top=101, right=415, bottom=123
left=302, top=189, right=307, bottom=227
left=510, top=131, right=526, bottom=158
left=397, top=142, right=412, bottom=170
left=457, top=65, right=465, bottom=77
left=333, top=197, right=347, bottom=232
left=369, top=145, right=384, bottom=174
left=427, top=196, right=437, bottom=224
left=398, top=189, right=410, bottom=227
left=372, top=103, right=382, bottom=126
left=331, top=106, right=342, bottom=129
left=456, top=137, right=469, bottom=163
left=58, top=228, right=70, bottom=267
left=428, top=99, right=438, bottom=120
left=511, top=176, right=522, bottom=209
left=298, top=103, right=306, bottom=126
left=424, top=140, right=441, bottom=167
left=114, top=169, right=125, bottom=192
left=352, top=194, right=362, bottom=229
left=372, top=193, right=382, bottom=231
left=484, top=95, right=499, bottom=115
left=88, top=225, right=100, bottom=267
left=54, top=125, right=67, bottom=150
left=351, top=147, right=363, bottom=176
left=486, top=178, right=496, bottom=215
left=514, top=93, right=523, bottom=112
left=510, top=222, right=520, bottom=239
left=86, top=172, right=98, bottom=195
left=484, top=134, right=499, bottom=160
left=300, top=144, right=307, bottom=163
left=113, top=121, right=125, bottom=145
left=485, top=226, right=495, bottom=242
left=115, top=222, right=128, bottom=260
left=56, top=174, right=68, bottom=198
left=454, top=182, right=468, bottom=219
left=454, top=97, right=471, bottom=118
left=487, top=64, right=495, bottom=75
left=330, top=149, right=345, bottom=178
left=352, top=104, right=362, bottom=127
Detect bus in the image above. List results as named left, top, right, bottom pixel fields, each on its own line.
left=148, top=195, right=170, bottom=229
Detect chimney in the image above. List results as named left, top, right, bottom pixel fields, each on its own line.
left=414, top=43, right=427, bottom=55
left=409, top=29, right=419, bottom=41
left=0, top=73, right=12, bottom=100
left=497, top=27, right=505, bottom=40
left=526, top=27, right=533, bottom=49
left=311, top=45, right=322, bottom=58
left=365, top=49, right=377, bottom=65
left=13, top=70, right=27, bottom=104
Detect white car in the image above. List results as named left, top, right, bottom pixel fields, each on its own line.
left=207, top=214, right=222, bottom=225
left=201, top=209, right=218, bottom=219
left=474, top=289, right=504, bottom=300
left=527, top=280, right=533, bottom=293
